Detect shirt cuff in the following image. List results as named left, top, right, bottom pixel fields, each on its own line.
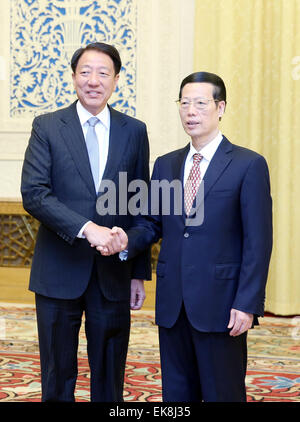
left=77, top=221, right=92, bottom=238
left=119, top=250, right=128, bottom=261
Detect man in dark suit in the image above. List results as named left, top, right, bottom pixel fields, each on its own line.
left=21, top=42, right=151, bottom=402
left=100, top=71, right=273, bottom=402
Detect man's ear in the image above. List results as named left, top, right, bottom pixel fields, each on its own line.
left=114, top=73, right=120, bottom=90
left=218, top=100, right=226, bottom=120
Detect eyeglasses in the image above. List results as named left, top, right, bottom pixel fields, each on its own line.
left=176, top=98, right=219, bottom=110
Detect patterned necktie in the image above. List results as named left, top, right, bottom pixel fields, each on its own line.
left=86, top=116, right=100, bottom=190
left=184, top=153, right=203, bottom=215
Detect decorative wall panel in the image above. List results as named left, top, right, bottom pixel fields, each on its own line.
left=0, top=214, right=39, bottom=267
left=10, top=0, right=137, bottom=118
left=0, top=210, right=161, bottom=270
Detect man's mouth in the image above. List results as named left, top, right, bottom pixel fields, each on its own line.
left=86, top=91, right=101, bottom=97
left=186, top=121, right=199, bottom=127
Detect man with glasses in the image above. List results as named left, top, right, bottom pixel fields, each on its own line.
left=100, top=71, right=273, bottom=402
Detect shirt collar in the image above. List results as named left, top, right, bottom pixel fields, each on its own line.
left=76, top=100, right=110, bottom=130
left=187, top=131, right=223, bottom=163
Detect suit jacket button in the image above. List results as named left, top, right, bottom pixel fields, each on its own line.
left=184, top=232, right=189, bottom=238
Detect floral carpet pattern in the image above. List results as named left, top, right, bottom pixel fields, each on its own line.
left=0, top=302, right=299, bottom=402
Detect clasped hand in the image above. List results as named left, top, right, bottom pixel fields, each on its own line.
left=83, top=222, right=128, bottom=255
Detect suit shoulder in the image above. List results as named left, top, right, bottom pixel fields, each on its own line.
left=156, top=146, right=189, bottom=163
left=231, top=143, right=267, bottom=164
left=110, top=107, right=147, bottom=130
left=33, top=103, right=75, bottom=125
left=228, top=143, right=270, bottom=178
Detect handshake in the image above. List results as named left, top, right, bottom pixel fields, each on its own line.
left=83, top=222, right=128, bottom=256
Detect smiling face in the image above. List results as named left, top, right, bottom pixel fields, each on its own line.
left=179, top=82, right=226, bottom=148
left=72, top=49, right=119, bottom=115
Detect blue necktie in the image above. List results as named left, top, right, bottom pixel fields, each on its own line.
left=86, top=117, right=100, bottom=190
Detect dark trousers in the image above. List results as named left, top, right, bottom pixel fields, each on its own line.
left=159, top=305, right=248, bottom=402
left=35, top=268, right=130, bottom=402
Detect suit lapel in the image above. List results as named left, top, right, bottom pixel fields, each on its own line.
left=170, top=139, right=233, bottom=218
left=171, top=144, right=190, bottom=182
left=59, top=101, right=96, bottom=197
left=193, top=136, right=233, bottom=214
left=59, top=103, right=129, bottom=198
left=101, top=106, right=128, bottom=182
left=169, top=144, right=189, bottom=222
left=202, top=136, right=233, bottom=196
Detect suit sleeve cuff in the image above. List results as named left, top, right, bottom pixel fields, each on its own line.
left=77, top=221, right=92, bottom=238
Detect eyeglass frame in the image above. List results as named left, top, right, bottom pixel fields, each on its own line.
left=175, top=98, right=221, bottom=110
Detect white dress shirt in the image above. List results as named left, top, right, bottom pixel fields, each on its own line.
left=76, top=100, right=110, bottom=191
left=76, top=101, right=110, bottom=237
left=183, top=131, right=224, bottom=186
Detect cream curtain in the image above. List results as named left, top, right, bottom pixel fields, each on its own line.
left=194, top=0, right=300, bottom=315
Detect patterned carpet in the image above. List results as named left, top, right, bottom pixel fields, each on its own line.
left=0, top=302, right=299, bottom=402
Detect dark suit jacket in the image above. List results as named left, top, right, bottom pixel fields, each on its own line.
left=21, top=101, right=151, bottom=301
left=127, top=136, right=273, bottom=332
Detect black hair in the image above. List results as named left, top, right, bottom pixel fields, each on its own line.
left=71, top=42, right=122, bottom=75
left=179, top=71, right=227, bottom=104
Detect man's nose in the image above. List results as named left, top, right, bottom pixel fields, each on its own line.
left=186, top=102, right=197, bottom=114
left=88, top=72, right=101, bottom=85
